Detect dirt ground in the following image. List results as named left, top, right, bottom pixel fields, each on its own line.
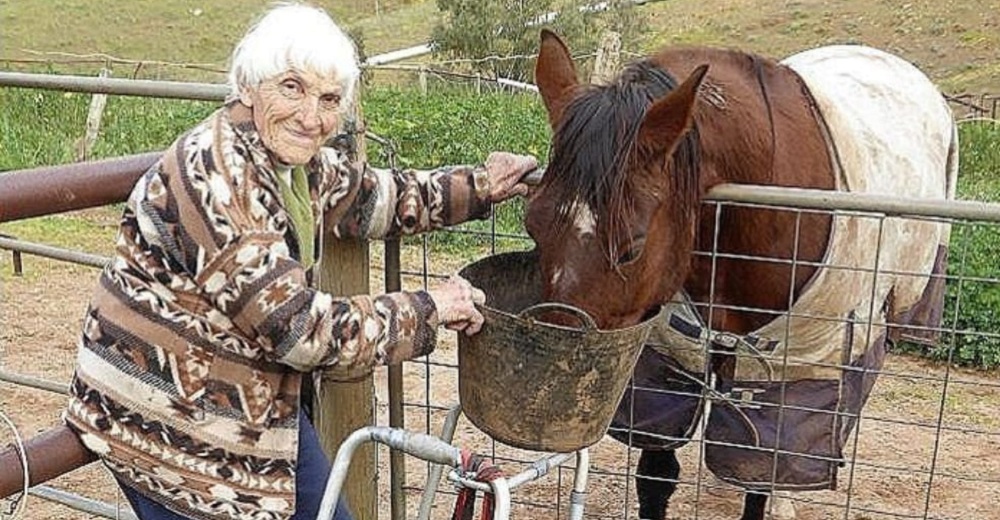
left=2, top=215, right=1000, bottom=520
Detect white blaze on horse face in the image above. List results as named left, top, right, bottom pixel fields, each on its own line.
left=570, top=199, right=597, bottom=238
left=550, top=198, right=596, bottom=288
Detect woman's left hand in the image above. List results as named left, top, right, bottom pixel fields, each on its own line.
left=483, top=152, right=538, bottom=203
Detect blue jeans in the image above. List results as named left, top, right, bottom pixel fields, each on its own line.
left=118, top=411, right=353, bottom=520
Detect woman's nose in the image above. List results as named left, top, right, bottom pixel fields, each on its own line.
left=297, top=98, right=322, bottom=131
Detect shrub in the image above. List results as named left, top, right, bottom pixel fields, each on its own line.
left=432, top=0, right=647, bottom=82
left=895, top=121, right=1000, bottom=369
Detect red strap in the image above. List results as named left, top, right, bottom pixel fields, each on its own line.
left=452, top=449, right=505, bottom=520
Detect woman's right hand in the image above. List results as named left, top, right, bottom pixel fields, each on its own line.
left=427, top=275, right=486, bottom=335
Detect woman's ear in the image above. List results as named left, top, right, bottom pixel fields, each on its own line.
left=238, top=87, right=254, bottom=107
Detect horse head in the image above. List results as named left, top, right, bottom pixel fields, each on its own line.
left=526, top=30, right=708, bottom=329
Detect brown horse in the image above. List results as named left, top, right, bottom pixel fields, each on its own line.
left=527, top=30, right=956, bottom=520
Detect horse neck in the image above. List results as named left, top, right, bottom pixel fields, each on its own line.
left=670, top=51, right=835, bottom=333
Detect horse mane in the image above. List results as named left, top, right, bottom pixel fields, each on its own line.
left=544, top=59, right=701, bottom=261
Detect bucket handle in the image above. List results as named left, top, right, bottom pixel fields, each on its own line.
left=519, top=302, right=597, bottom=330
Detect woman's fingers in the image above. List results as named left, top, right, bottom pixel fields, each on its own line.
left=428, top=275, right=486, bottom=335
left=445, top=320, right=469, bottom=333
left=485, top=152, right=538, bottom=202
left=471, top=286, right=486, bottom=306
left=463, top=310, right=484, bottom=335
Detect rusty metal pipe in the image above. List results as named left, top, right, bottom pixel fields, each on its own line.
left=0, top=424, right=97, bottom=499
left=0, top=152, right=160, bottom=223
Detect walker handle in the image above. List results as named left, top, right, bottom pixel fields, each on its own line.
left=318, top=427, right=463, bottom=520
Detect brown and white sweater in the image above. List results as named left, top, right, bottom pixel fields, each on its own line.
left=65, top=101, right=492, bottom=519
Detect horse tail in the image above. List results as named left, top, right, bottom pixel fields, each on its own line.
left=895, top=102, right=960, bottom=344
left=939, top=112, right=959, bottom=250
left=945, top=117, right=959, bottom=202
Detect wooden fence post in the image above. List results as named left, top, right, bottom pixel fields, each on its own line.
left=75, top=68, right=110, bottom=161
left=314, top=108, right=377, bottom=520
left=590, top=31, right=622, bottom=86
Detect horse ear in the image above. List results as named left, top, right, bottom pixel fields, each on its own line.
left=638, top=64, right=709, bottom=154
left=535, top=29, right=579, bottom=128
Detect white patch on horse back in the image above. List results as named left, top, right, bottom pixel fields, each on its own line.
left=782, top=45, right=952, bottom=199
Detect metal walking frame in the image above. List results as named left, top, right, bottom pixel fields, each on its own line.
left=317, top=404, right=590, bottom=520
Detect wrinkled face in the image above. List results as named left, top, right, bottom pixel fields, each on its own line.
left=241, top=67, right=343, bottom=165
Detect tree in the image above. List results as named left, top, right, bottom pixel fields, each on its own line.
left=432, top=0, right=647, bottom=82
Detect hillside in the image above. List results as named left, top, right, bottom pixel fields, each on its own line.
left=1, top=0, right=998, bottom=92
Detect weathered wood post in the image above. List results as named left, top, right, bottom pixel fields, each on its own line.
left=74, top=68, right=110, bottom=161
left=314, top=109, right=377, bottom=520
left=590, top=31, right=622, bottom=85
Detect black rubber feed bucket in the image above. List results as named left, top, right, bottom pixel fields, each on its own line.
left=458, top=250, right=659, bottom=453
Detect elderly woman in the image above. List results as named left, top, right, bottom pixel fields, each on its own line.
left=63, top=3, right=536, bottom=520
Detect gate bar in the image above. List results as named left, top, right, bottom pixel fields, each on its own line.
left=0, top=71, right=227, bottom=101
left=30, top=485, right=138, bottom=520
left=0, top=370, right=67, bottom=395
left=707, top=184, right=1000, bottom=222
left=0, top=237, right=109, bottom=269
left=0, top=152, right=160, bottom=223
left=0, top=425, right=97, bottom=500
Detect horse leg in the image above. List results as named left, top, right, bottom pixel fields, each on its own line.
left=739, top=491, right=768, bottom=520
left=636, top=449, right=680, bottom=520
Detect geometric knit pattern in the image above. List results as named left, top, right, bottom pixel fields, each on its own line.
left=64, top=100, right=493, bottom=520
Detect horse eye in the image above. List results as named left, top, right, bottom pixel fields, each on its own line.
left=617, top=236, right=646, bottom=266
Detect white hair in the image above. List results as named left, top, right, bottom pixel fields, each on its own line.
left=228, top=3, right=360, bottom=105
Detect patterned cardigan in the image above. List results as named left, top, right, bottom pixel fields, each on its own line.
left=65, top=101, right=492, bottom=520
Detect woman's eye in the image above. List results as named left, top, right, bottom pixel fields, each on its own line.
left=280, top=80, right=302, bottom=97
left=319, top=93, right=341, bottom=109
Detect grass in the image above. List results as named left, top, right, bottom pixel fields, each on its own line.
left=637, top=0, right=1000, bottom=94
left=0, top=88, right=216, bottom=169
